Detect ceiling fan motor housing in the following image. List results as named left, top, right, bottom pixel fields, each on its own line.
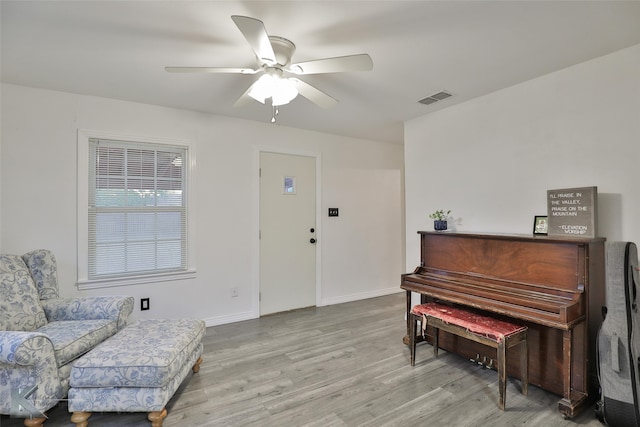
left=268, top=36, right=296, bottom=67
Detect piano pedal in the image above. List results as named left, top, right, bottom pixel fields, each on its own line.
left=469, top=355, right=494, bottom=369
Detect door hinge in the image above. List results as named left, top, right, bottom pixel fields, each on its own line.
left=259, top=167, right=261, bottom=178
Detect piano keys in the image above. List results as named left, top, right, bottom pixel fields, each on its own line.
left=401, top=231, right=605, bottom=418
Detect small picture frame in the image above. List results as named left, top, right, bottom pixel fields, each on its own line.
left=283, top=176, right=296, bottom=194
left=533, top=215, right=548, bottom=235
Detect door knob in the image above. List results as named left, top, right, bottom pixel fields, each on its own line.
left=310, top=238, right=317, bottom=244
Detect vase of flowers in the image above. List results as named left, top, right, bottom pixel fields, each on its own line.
left=429, top=209, right=451, bottom=231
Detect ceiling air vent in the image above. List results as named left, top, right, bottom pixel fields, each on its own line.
left=418, top=90, right=452, bottom=105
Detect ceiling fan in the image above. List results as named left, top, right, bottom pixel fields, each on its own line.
left=165, top=15, right=373, bottom=121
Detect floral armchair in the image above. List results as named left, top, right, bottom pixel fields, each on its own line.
left=0, top=249, right=134, bottom=425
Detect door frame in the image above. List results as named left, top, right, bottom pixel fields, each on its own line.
left=252, top=146, right=322, bottom=318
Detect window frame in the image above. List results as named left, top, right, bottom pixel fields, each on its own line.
left=77, top=129, right=196, bottom=290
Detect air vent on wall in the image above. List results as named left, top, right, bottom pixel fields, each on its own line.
left=418, top=90, right=452, bottom=105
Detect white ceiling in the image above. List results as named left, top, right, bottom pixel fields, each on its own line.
left=2, top=1, right=640, bottom=145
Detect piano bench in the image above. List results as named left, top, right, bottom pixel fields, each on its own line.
left=409, top=302, right=528, bottom=410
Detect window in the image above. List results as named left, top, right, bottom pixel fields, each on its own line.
left=77, top=131, right=195, bottom=288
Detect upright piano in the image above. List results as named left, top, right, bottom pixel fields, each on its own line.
left=401, top=231, right=605, bottom=418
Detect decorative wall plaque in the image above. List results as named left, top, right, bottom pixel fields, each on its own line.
left=547, top=186, right=597, bottom=238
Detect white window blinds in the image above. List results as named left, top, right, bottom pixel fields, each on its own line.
left=88, top=138, right=188, bottom=280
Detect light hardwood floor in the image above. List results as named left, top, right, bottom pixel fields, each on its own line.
left=1, top=293, right=605, bottom=427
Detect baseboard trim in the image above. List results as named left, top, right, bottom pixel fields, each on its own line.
left=319, top=287, right=402, bottom=307
left=202, top=310, right=257, bottom=327
left=201, top=288, right=402, bottom=327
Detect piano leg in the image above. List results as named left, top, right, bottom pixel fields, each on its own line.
left=557, top=327, right=589, bottom=418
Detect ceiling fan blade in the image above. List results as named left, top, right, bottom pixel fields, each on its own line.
left=291, top=79, right=338, bottom=109
left=233, top=81, right=259, bottom=107
left=165, top=66, right=259, bottom=74
left=231, top=15, right=276, bottom=65
left=290, top=54, right=373, bottom=75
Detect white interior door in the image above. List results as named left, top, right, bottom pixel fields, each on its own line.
left=260, top=152, right=316, bottom=315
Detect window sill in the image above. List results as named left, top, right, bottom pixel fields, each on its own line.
left=77, top=269, right=196, bottom=290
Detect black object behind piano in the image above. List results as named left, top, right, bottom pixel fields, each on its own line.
left=597, top=241, right=640, bottom=427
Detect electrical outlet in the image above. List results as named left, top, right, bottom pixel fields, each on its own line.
left=328, top=208, right=339, bottom=217
left=230, top=287, right=239, bottom=298
left=141, top=298, right=150, bottom=311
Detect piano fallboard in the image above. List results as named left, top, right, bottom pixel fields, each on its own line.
left=402, top=267, right=583, bottom=329
left=401, top=231, right=605, bottom=418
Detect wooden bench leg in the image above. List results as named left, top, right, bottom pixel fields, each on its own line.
left=70, top=411, right=91, bottom=427
left=410, top=313, right=415, bottom=365
left=521, top=332, right=528, bottom=396
left=409, top=313, right=417, bottom=366
left=148, top=408, right=167, bottom=427
left=410, top=314, right=441, bottom=363
left=498, top=340, right=507, bottom=410
left=433, top=326, right=439, bottom=358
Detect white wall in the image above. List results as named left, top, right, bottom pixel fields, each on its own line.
left=0, top=83, right=404, bottom=325
left=405, top=44, right=640, bottom=270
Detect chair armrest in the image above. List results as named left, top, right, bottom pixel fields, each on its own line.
left=41, top=296, right=134, bottom=331
left=0, top=331, right=54, bottom=365
left=0, top=331, right=63, bottom=415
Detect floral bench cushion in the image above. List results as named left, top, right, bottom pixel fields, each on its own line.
left=0, top=255, right=47, bottom=331
left=411, top=302, right=526, bottom=343
left=71, top=319, right=206, bottom=388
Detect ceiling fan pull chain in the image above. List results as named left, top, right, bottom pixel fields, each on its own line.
left=271, top=106, right=277, bottom=123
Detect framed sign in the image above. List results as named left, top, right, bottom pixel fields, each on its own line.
left=547, top=186, right=597, bottom=238
left=533, top=216, right=548, bottom=235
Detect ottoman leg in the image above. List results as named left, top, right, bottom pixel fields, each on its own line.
left=23, top=417, right=46, bottom=427
left=192, top=356, right=203, bottom=373
left=148, top=408, right=167, bottom=427
left=70, top=411, right=92, bottom=427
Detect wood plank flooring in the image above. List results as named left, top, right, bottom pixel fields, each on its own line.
left=1, top=293, right=605, bottom=427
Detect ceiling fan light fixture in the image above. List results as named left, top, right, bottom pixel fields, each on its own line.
left=248, top=74, right=272, bottom=104
left=248, top=74, right=299, bottom=106
left=272, top=77, right=298, bottom=106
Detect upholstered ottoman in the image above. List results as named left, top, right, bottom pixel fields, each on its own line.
left=68, top=319, right=205, bottom=427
